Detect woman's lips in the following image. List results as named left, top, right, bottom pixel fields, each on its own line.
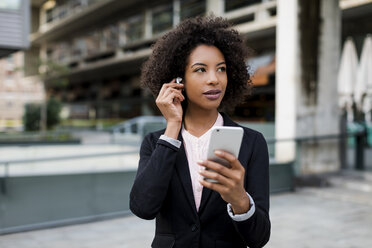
left=203, top=90, right=222, bottom=100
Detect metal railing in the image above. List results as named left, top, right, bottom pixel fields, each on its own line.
left=265, top=129, right=368, bottom=173
left=0, top=130, right=78, bottom=144
left=0, top=128, right=369, bottom=195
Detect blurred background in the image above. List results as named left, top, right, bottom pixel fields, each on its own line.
left=0, top=0, right=371, bottom=247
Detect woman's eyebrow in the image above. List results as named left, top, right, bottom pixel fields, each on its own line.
left=191, top=62, right=207, bottom=68
left=191, top=61, right=226, bottom=68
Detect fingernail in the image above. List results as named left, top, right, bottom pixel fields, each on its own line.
left=197, top=159, right=204, bottom=164
left=215, top=150, right=222, bottom=155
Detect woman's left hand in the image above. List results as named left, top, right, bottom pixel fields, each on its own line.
left=198, top=150, right=250, bottom=214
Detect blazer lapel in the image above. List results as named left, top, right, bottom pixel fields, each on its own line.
left=174, top=133, right=198, bottom=215
left=198, top=185, right=214, bottom=214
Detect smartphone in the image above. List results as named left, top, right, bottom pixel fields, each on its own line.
left=204, top=126, right=244, bottom=183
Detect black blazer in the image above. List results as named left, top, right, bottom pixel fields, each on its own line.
left=130, top=113, right=270, bottom=248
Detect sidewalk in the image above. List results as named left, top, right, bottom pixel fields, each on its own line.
left=1, top=171, right=371, bottom=248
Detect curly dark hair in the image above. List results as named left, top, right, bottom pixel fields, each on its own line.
left=141, top=15, right=252, bottom=110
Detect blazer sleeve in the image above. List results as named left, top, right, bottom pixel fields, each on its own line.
left=129, top=133, right=180, bottom=220
left=233, top=132, right=271, bottom=248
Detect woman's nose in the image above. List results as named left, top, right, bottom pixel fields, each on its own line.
left=207, top=71, right=218, bottom=85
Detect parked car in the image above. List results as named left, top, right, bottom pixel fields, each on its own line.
left=111, top=116, right=166, bottom=139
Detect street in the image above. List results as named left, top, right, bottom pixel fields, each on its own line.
left=1, top=171, right=371, bottom=248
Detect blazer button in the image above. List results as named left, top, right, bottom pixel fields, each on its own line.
left=191, top=224, right=198, bottom=232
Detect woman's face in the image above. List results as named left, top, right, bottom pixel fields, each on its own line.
left=184, top=45, right=228, bottom=112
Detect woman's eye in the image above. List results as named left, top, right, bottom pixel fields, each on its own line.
left=217, top=67, right=226, bottom=72
left=195, top=68, right=206, bottom=72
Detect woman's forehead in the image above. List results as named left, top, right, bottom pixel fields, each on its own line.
left=187, top=45, right=225, bottom=65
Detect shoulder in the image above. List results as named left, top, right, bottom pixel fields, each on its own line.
left=240, top=125, right=267, bottom=149
left=221, top=113, right=265, bottom=141
left=221, top=112, right=267, bottom=148
left=239, top=124, right=263, bottom=138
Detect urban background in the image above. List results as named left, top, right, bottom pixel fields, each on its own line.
left=0, top=0, right=371, bottom=247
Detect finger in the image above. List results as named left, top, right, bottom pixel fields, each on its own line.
left=214, top=150, right=242, bottom=170
left=163, top=82, right=184, bottom=92
left=173, top=95, right=183, bottom=104
left=197, top=159, right=234, bottom=179
left=199, top=168, right=234, bottom=187
left=158, top=79, right=183, bottom=98
left=162, top=89, right=185, bottom=103
left=163, top=86, right=184, bottom=98
left=168, top=82, right=185, bottom=89
left=174, top=91, right=185, bottom=101
left=157, top=81, right=174, bottom=98
left=199, top=178, right=228, bottom=195
left=158, top=87, right=183, bottom=103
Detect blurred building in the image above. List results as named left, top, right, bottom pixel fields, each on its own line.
left=0, top=0, right=30, bottom=57
left=0, top=52, right=44, bottom=131
left=25, top=0, right=372, bottom=173
left=25, top=0, right=372, bottom=122
left=0, top=0, right=370, bottom=170
left=0, top=0, right=44, bottom=131
left=27, top=0, right=279, bottom=121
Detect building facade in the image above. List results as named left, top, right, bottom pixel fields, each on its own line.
left=0, top=0, right=42, bottom=131
left=0, top=52, right=44, bottom=131
left=26, top=0, right=371, bottom=122
left=0, top=0, right=30, bottom=57
left=28, top=0, right=279, bottom=121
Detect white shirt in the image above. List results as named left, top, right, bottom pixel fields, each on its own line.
left=181, top=113, right=224, bottom=211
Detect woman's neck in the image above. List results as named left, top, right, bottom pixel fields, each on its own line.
left=184, top=108, right=219, bottom=137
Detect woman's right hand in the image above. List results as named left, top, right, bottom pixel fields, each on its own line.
left=156, top=79, right=185, bottom=138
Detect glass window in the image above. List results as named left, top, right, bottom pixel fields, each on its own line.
left=46, top=8, right=54, bottom=23
left=6, top=54, right=13, bottom=63
left=126, top=15, right=145, bottom=42
left=180, top=0, right=205, bottom=20
left=225, top=0, right=261, bottom=12
left=57, top=42, right=70, bottom=62
left=88, top=0, right=102, bottom=4
left=46, top=47, right=53, bottom=60
left=70, top=0, right=83, bottom=9
left=152, top=4, right=173, bottom=35
left=72, top=38, right=86, bottom=59
left=58, top=5, right=67, bottom=19
left=86, top=32, right=100, bottom=56
left=102, top=24, right=119, bottom=51
left=0, top=0, right=21, bottom=10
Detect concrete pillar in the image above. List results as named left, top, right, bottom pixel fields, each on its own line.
left=275, top=0, right=299, bottom=164
left=309, top=0, right=341, bottom=173
left=173, top=0, right=180, bottom=26
left=206, top=0, right=224, bottom=16
left=276, top=0, right=341, bottom=174
left=144, top=9, right=152, bottom=39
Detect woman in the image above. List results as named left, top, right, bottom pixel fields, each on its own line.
left=130, top=16, right=270, bottom=248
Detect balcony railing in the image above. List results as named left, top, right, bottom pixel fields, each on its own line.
left=40, top=0, right=276, bottom=72
left=42, top=0, right=102, bottom=26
